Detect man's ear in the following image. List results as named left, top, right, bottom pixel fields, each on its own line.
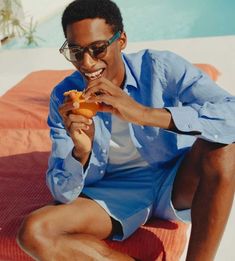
left=118, top=31, right=127, bottom=50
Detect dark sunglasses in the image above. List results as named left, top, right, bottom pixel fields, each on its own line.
left=59, top=31, right=121, bottom=63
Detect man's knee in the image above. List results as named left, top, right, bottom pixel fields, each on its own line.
left=17, top=209, right=54, bottom=252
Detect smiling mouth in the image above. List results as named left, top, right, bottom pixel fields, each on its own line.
left=84, top=68, right=104, bottom=81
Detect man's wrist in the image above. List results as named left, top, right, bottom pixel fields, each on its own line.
left=72, top=147, right=90, bottom=166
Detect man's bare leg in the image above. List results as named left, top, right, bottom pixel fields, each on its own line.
left=17, top=197, right=135, bottom=261
left=172, top=139, right=235, bottom=261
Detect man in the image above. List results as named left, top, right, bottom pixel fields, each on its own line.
left=17, top=0, right=235, bottom=260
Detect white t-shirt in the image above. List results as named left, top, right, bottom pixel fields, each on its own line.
left=107, top=115, right=148, bottom=172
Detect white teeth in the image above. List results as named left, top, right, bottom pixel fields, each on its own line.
left=84, top=69, right=103, bottom=80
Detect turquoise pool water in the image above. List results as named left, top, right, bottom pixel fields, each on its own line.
left=4, top=0, right=235, bottom=49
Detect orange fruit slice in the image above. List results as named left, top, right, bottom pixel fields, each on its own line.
left=64, top=90, right=100, bottom=118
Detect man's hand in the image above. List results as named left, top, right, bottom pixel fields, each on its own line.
left=59, top=97, right=94, bottom=165
left=83, top=77, right=148, bottom=125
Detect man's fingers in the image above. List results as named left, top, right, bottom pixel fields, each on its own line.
left=84, top=85, right=110, bottom=100
left=59, top=101, right=80, bottom=116
left=68, top=114, right=92, bottom=124
left=62, top=112, right=92, bottom=132
left=84, top=77, right=120, bottom=99
left=65, top=115, right=93, bottom=133
left=70, top=122, right=90, bottom=132
left=87, top=93, right=116, bottom=107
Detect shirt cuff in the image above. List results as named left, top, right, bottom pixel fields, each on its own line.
left=165, top=106, right=202, bottom=134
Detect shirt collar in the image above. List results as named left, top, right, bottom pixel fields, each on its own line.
left=122, top=53, right=138, bottom=89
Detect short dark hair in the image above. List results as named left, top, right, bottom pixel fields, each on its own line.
left=61, top=0, right=124, bottom=37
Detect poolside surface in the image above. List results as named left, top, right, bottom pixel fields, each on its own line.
left=0, top=35, right=235, bottom=260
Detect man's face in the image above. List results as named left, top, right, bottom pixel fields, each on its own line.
left=66, top=18, right=126, bottom=87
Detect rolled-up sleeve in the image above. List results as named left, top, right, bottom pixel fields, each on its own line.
left=46, top=88, right=86, bottom=203
left=162, top=51, right=235, bottom=144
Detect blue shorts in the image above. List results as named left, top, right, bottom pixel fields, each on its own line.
left=82, top=155, right=191, bottom=241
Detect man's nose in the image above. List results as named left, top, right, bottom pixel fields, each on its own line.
left=81, top=51, right=96, bottom=68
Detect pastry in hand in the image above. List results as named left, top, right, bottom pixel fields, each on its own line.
left=63, top=90, right=100, bottom=118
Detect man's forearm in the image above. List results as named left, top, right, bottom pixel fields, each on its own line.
left=142, top=107, right=176, bottom=131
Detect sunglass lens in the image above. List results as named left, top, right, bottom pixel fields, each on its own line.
left=74, top=51, right=84, bottom=62
left=63, top=49, right=76, bottom=62
left=91, top=44, right=107, bottom=59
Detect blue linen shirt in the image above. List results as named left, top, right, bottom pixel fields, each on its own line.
left=46, top=50, right=235, bottom=203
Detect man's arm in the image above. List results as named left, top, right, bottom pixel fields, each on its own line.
left=85, top=52, right=235, bottom=145
left=46, top=92, right=86, bottom=203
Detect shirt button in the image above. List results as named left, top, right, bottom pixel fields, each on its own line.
left=214, top=134, right=218, bottom=139
left=100, top=170, right=104, bottom=174
left=105, top=121, right=109, bottom=125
